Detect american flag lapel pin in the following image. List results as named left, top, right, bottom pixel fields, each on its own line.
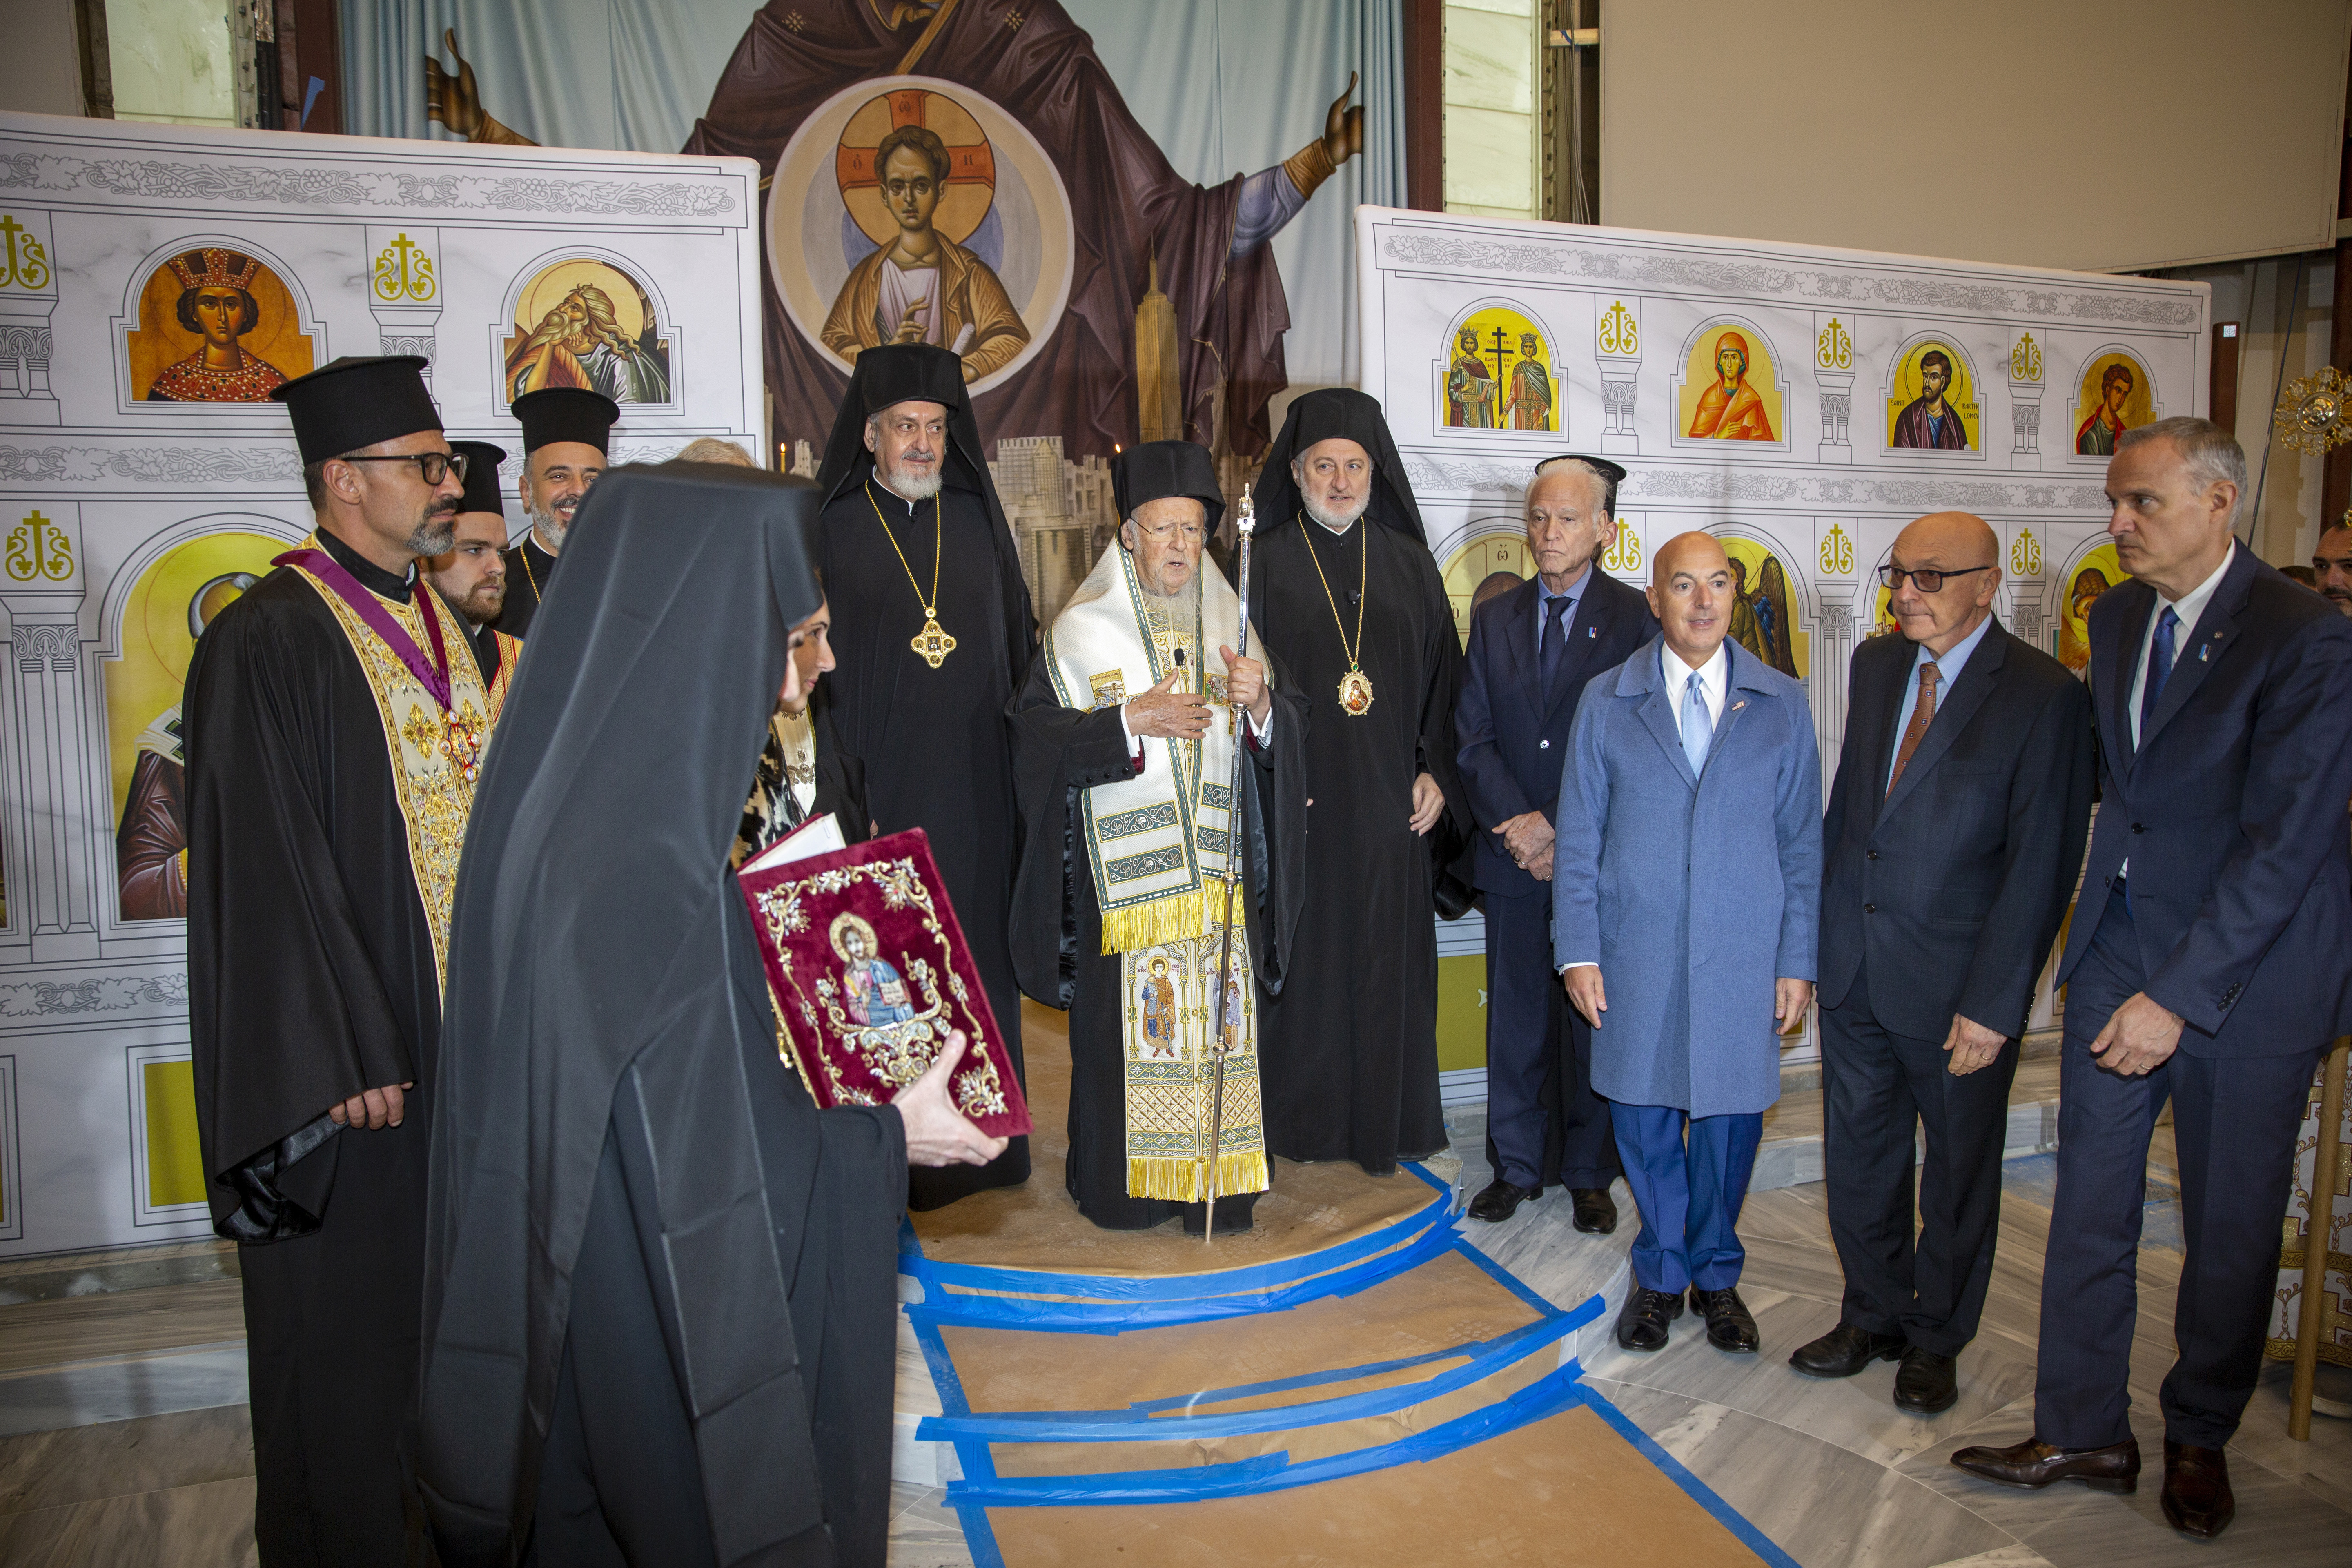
left=1731, top=700, right=1747, bottom=712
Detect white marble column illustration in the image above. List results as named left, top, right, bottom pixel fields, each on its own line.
left=1593, top=296, right=1642, bottom=456
left=1812, top=313, right=1855, bottom=463
left=366, top=226, right=444, bottom=386
left=2005, top=523, right=2048, bottom=647
left=2007, top=328, right=2046, bottom=471
left=1810, top=519, right=1862, bottom=783
left=1, top=505, right=97, bottom=961
left=0, top=207, right=59, bottom=426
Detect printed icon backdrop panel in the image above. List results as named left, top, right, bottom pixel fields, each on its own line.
left=1363, top=207, right=2209, bottom=1059
left=0, top=110, right=763, bottom=1256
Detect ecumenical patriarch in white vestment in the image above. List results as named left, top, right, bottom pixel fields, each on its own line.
left=1010, top=441, right=1308, bottom=1232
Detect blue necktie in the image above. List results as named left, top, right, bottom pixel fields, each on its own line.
left=1680, top=670, right=1711, bottom=776
left=1540, top=594, right=1572, bottom=700
left=2139, top=605, right=2180, bottom=737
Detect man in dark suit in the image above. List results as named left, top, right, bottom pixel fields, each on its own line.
left=1953, top=419, right=2352, bottom=1540
left=1799, top=511, right=2092, bottom=1416
left=1456, top=454, right=1658, bottom=1225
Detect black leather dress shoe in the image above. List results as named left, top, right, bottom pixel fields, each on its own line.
left=1569, top=1187, right=1618, bottom=1234
left=1893, top=1347, right=1959, bottom=1414
left=1949, top=1435, right=2140, bottom=1493
left=1615, top=1286, right=1684, bottom=1352
left=2160, top=1439, right=2234, bottom=1538
left=1467, top=1178, right=1538, bottom=1223
left=1688, top=1283, right=1760, bottom=1353
left=1789, top=1322, right=1905, bottom=1378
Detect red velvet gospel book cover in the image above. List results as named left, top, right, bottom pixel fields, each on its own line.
left=735, top=825, right=1031, bottom=1139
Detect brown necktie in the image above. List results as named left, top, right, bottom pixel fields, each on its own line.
left=1887, top=661, right=1940, bottom=796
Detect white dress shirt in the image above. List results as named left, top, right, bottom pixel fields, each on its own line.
left=1562, top=639, right=1730, bottom=971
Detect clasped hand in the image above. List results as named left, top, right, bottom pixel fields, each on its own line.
left=1494, top=811, right=1553, bottom=880
left=1124, top=646, right=1270, bottom=739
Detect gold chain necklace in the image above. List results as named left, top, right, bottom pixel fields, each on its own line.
left=1299, top=513, right=1373, bottom=715
left=867, top=483, right=956, bottom=667
left=520, top=535, right=545, bottom=606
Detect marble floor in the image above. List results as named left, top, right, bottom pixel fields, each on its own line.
left=0, top=1072, right=2341, bottom=1567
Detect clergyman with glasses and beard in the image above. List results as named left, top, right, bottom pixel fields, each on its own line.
left=424, top=439, right=522, bottom=697
left=183, top=356, right=501, bottom=1562
left=1010, top=441, right=1307, bottom=1232
left=813, top=342, right=1038, bottom=1208
left=491, top=386, right=617, bottom=638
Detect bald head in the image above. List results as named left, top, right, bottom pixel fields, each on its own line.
left=1648, top=531, right=1735, bottom=669
left=1887, top=510, right=2000, bottom=654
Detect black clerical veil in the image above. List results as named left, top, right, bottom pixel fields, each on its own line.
left=419, top=463, right=905, bottom=1566
left=816, top=343, right=1025, bottom=575
left=1251, top=387, right=1426, bottom=543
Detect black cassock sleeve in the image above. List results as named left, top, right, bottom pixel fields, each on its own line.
left=1408, top=546, right=1478, bottom=919
left=183, top=595, right=415, bottom=1240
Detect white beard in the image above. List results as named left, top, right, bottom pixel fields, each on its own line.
left=1302, top=492, right=1367, bottom=533
left=1136, top=563, right=1203, bottom=616
left=875, top=458, right=944, bottom=503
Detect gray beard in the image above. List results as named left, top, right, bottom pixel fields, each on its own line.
left=527, top=501, right=568, bottom=551
left=405, top=511, right=457, bottom=558
left=875, top=460, right=944, bottom=503
left=1302, top=493, right=1367, bottom=534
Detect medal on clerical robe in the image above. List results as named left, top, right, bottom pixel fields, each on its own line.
left=1301, top=513, right=1374, bottom=715
left=867, top=484, right=957, bottom=667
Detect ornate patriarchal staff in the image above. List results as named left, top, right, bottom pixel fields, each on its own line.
left=1203, top=483, right=1255, bottom=1244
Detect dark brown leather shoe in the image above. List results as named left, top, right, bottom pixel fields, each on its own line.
left=1893, top=1347, right=1959, bottom=1414
left=2160, top=1439, right=2234, bottom=1539
left=1570, top=1187, right=1618, bottom=1234
left=1789, top=1321, right=1905, bottom=1378
left=1949, top=1435, right=2140, bottom=1493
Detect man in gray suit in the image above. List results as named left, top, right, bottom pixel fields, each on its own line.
left=1555, top=531, right=1822, bottom=1356
left=1798, top=512, right=2093, bottom=1416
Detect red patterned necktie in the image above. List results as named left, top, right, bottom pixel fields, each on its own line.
left=1887, top=661, right=1940, bottom=795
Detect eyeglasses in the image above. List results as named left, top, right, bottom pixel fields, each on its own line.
left=336, top=451, right=469, bottom=485
left=1879, top=563, right=1992, bottom=593
left=1134, top=520, right=1206, bottom=543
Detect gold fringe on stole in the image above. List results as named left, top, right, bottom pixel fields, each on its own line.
left=1127, top=1150, right=1270, bottom=1204
left=1098, top=886, right=1207, bottom=956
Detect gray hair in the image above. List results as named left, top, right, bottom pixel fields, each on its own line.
left=673, top=437, right=755, bottom=468
left=2117, top=417, right=2246, bottom=525
left=1532, top=455, right=1616, bottom=519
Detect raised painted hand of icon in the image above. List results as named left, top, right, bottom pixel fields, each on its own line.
left=423, top=30, right=485, bottom=139
left=1323, top=73, right=1364, bottom=166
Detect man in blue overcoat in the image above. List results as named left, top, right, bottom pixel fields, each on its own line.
left=1554, top=530, right=1822, bottom=1356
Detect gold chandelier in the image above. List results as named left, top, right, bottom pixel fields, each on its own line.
left=2274, top=366, right=2352, bottom=457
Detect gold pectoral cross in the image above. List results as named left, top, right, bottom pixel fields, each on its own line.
left=911, top=616, right=957, bottom=668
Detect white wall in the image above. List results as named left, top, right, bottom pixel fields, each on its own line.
left=1604, top=0, right=2352, bottom=274
left=0, top=0, right=85, bottom=119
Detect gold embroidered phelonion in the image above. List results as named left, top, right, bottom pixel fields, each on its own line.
left=868, top=483, right=957, bottom=667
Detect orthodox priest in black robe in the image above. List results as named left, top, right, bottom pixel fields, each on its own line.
left=1011, top=443, right=1307, bottom=1230
left=488, top=387, right=616, bottom=639
left=1247, top=389, right=1470, bottom=1175
left=186, top=356, right=494, bottom=1565
left=815, top=343, right=1036, bottom=1207
left=419, top=464, right=1003, bottom=1566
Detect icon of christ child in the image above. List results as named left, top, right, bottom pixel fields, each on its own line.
left=835, top=915, right=916, bottom=1026
left=1140, top=956, right=1179, bottom=1056
left=143, top=248, right=291, bottom=402
left=821, top=124, right=1030, bottom=384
